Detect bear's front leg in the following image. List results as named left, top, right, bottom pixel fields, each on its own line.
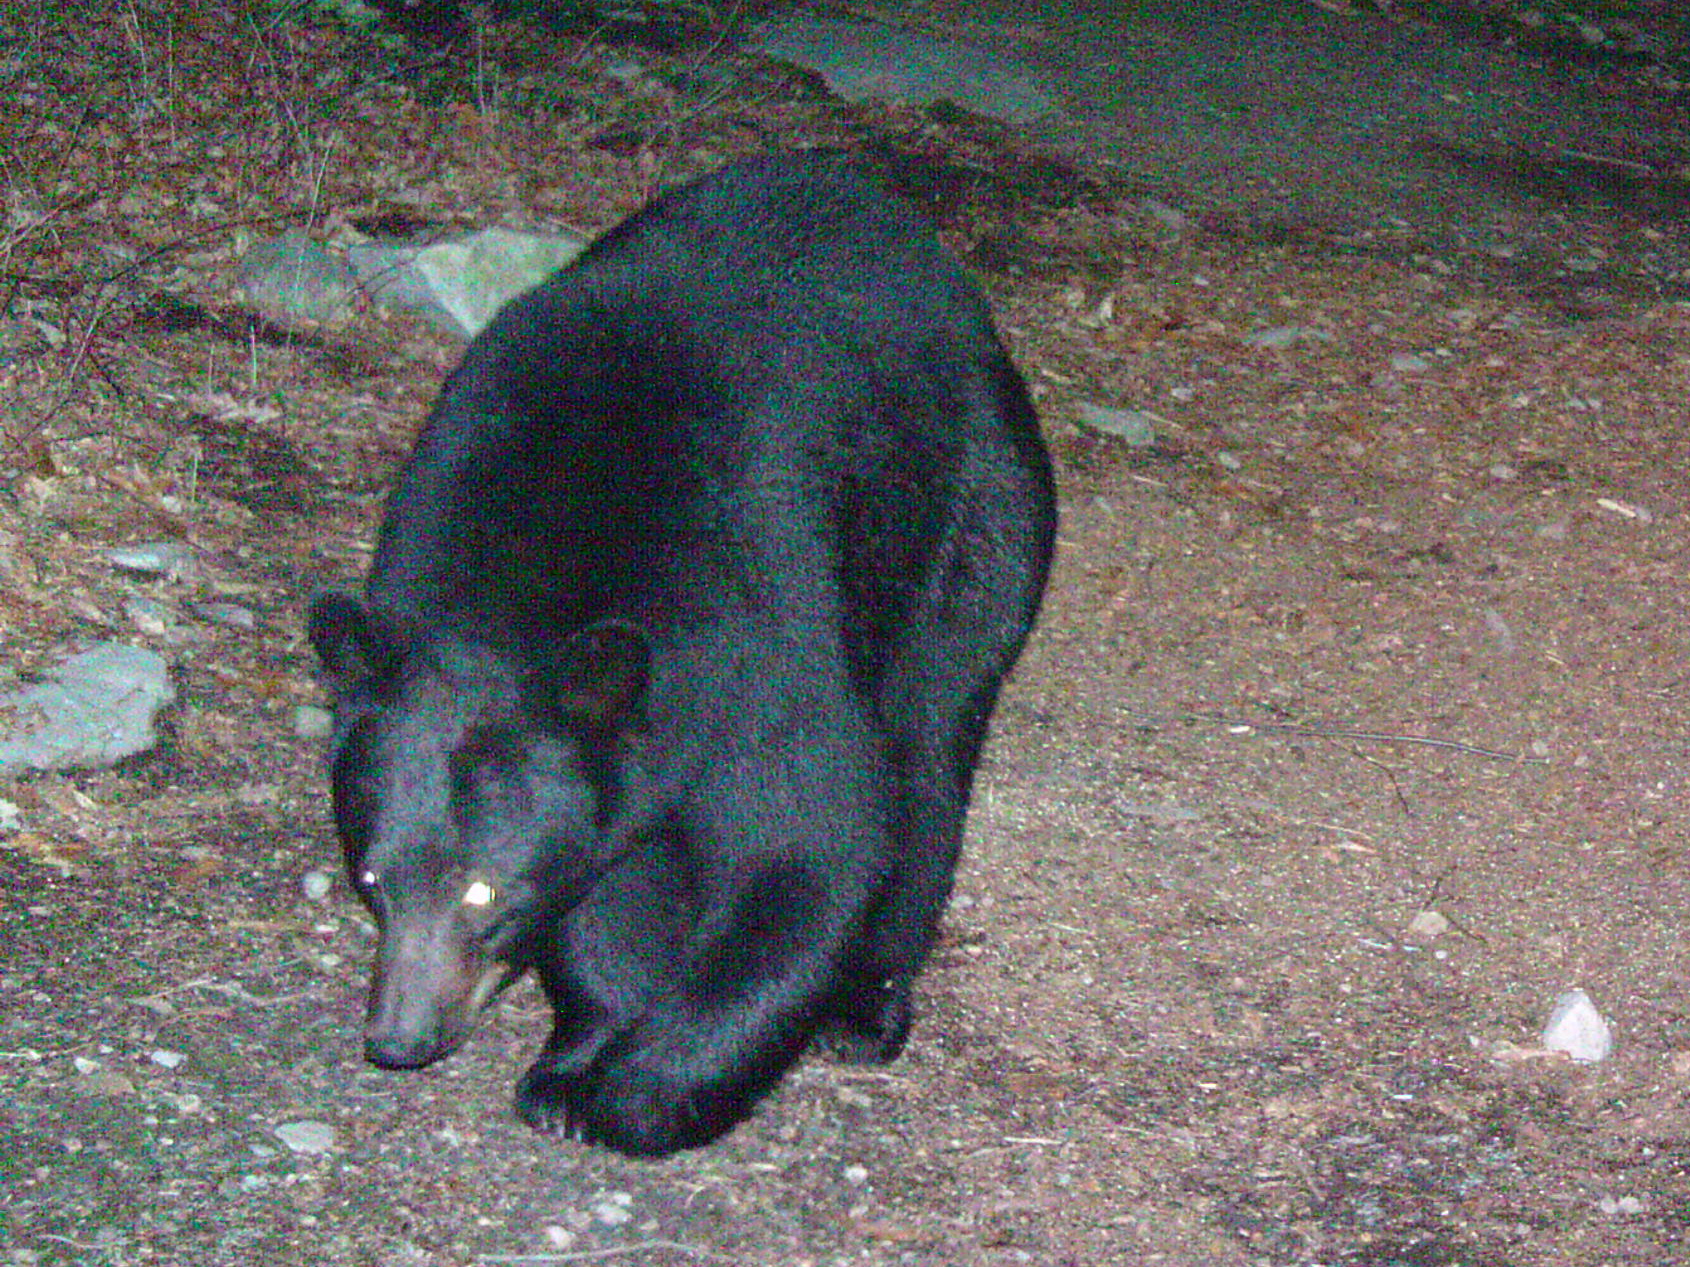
left=815, top=975, right=913, bottom=1065
left=515, top=1041, right=586, bottom=1136
left=558, top=857, right=861, bottom=1157
left=515, top=956, right=629, bottom=1137
left=556, top=1038, right=772, bottom=1157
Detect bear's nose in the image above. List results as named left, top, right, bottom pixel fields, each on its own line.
left=364, top=1027, right=451, bottom=1069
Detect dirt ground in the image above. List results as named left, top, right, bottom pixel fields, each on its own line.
left=4, top=5, right=1690, bottom=1266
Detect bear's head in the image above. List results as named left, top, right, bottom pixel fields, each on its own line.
left=308, top=594, right=652, bottom=1069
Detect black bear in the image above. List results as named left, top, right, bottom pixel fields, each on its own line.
left=309, top=151, right=1056, bottom=1157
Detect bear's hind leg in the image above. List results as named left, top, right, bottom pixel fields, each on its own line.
left=836, top=423, right=1054, bottom=1060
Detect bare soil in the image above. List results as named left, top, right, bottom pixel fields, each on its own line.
left=3, top=6, right=1689, bottom=1266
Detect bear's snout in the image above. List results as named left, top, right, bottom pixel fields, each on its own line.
left=363, top=918, right=502, bottom=1069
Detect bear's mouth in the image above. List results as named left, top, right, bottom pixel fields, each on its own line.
left=364, top=928, right=529, bottom=1068
left=476, top=959, right=527, bottom=1011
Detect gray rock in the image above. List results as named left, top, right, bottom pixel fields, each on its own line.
left=1243, top=325, right=1336, bottom=350
left=755, top=14, right=1057, bottom=124
left=0, top=644, right=175, bottom=774
left=1073, top=403, right=1159, bottom=446
left=273, top=1120, right=337, bottom=1155
left=348, top=228, right=588, bottom=337
left=239, top=231, right=356, bottom=327
left=106, top=541, right=195, bottom=580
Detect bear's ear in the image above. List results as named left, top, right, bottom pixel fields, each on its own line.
left=555, top=620, right=650, bottom=728
left=308, top=591, right=404, bottom=688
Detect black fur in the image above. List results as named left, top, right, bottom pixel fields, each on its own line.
left=310, top=151, right=1056, bottom=1157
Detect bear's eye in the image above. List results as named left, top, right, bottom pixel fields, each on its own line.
left=461, top=877, right=497, bottom=908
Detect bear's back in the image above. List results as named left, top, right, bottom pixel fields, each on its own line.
left=364, top=153, right=1036, bottom=656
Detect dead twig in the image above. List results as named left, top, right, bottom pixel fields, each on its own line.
left=1140, top=710, right=1548, bottom=765
left=479, top=1242, right=734, bottom=1264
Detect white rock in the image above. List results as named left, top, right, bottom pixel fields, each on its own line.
left=301, top=869, right=334, bottom=901
left=1542, top=988, right=1612, bottom=1062
left=543, top=1225, right=578, bottom=1249
left=1407, top=909, right=1450, bottom=939
left=1243, top=324, right=1335, bottom=349
left=107, top=542, right=196, bottom=580
left=294, top=705, right=334, bottom=740
left=192, top=601, right=256, bottom=630
left=274, top=1120, right=337, bottom=1154
left=590, top=1193, right=633, bottom=1226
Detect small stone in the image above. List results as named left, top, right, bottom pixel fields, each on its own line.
left=543, top=1225, right=578, bottom=1249
left=107, top=542, right=196, bottom=580
left=294, top=706, right=333, bottom=740
left=274, top=1120, right=337, bottom=1154
left=240, top=231, right=355, bottom=328
left=150, top=1049, right=186, bottom=1069
left=591, top=1194, right=633, bottom=1226
left=1389, top=352, right=1431, bottom=372
left=0, top=644, right=175, bottom=774
left=1072, top=402, right=1157, bottom=446
left=1243, top=325, right=1334, bottom=349
left=1542, top=988, right=1612, bottom=1063
left=125, top=596, right=179, bottom=637
left=1407, top=909, right=1450, bottom=939
left=843, top=1163, right=870, bottom=1186
left=193, top=602, right=256, bottom=630
left=301, top=869, right=334, bottom=901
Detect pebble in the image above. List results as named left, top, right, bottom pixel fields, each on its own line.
left=274, top=1120, right=337, bottom=1154
left=301, top=869, right=335, bottom=901
left=1542, top=988, right=1612, bottom=1063
left=543, top=1225, right=578, bottom=1249
left=107, top=542, right=196, bottom=580
left=125, top=596, right=179, bottom=637
left=240, top=230, right=355, bottom=327
left=1407, top=909, right=1450, bottom=939
left=1072, top=402, right=1157, bottom=446
left=294, top=705, right=334, bottom=740
left=1242, top=325, right=1334, bottom=349
left=590, top=1192, right=634, bottom=1226
left=193, top=601, right=256, bottom=630
left=149, top=1049, right=186, bottom=1069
